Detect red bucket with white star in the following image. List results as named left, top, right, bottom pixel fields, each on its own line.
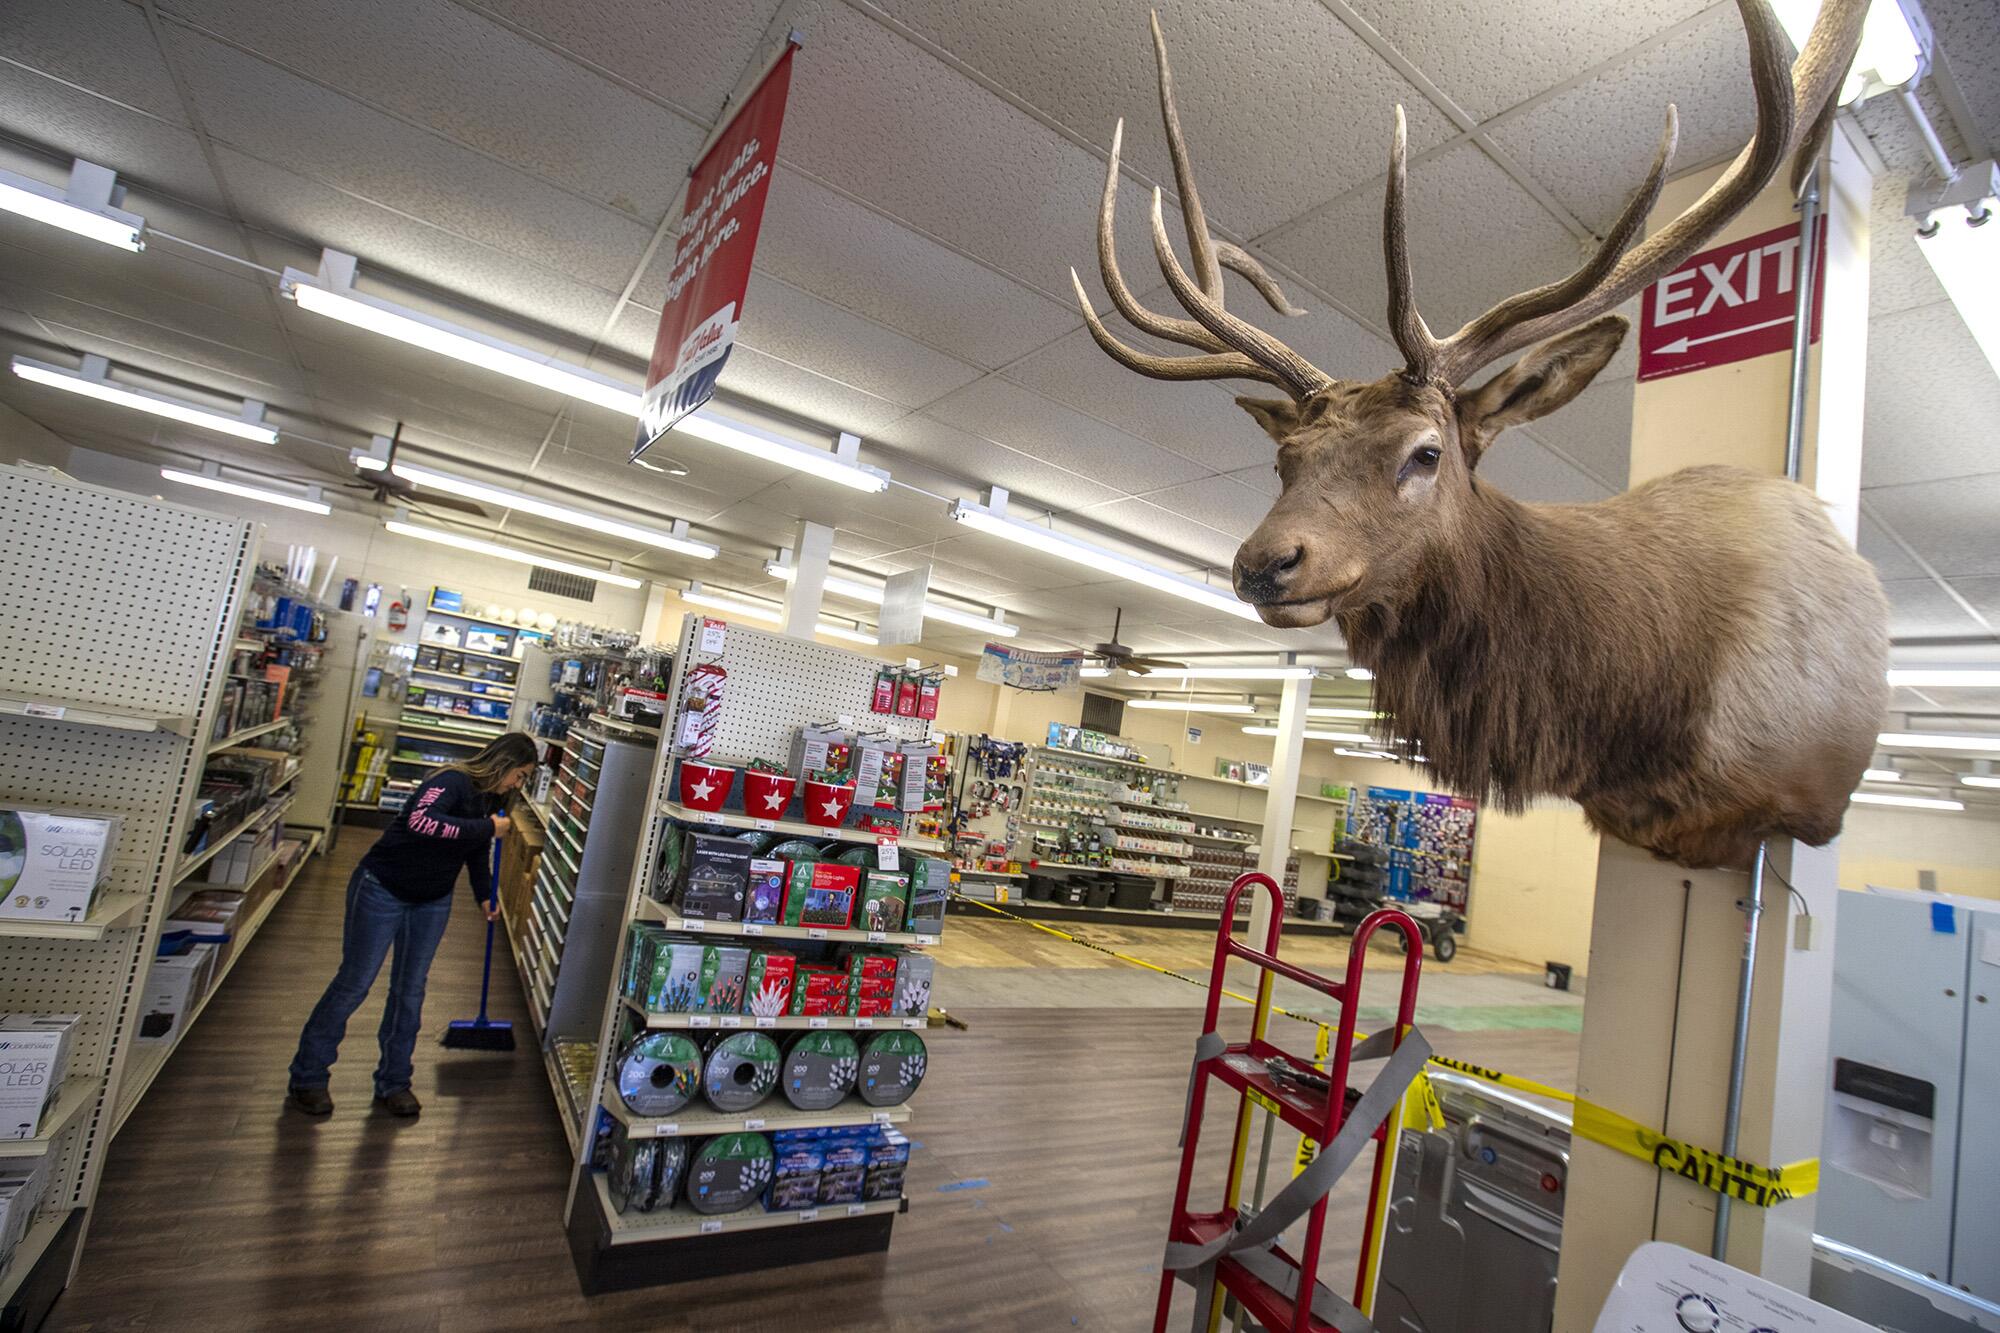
left=676, top=761, right=736, bottom=813
left=742, top=770, right=797, bottom=821
left=803, top=779, right=857, bottom=828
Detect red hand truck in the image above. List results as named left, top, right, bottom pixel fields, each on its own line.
left=1154, top=872, right=1424, bottom=1333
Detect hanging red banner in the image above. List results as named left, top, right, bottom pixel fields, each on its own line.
left=636, top=43, right=797, bottom=454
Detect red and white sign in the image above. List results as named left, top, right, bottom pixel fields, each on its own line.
left=636, top=44, right=797, bottom=454
left=1637, top=218, right=1826, bottom=382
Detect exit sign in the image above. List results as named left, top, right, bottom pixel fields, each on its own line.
left=1636, top=218, right=1826, bottom=381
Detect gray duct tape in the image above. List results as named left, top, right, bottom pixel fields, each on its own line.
left=617, top=1032, right=702, bottom=1118
left=702, top=1031, right=782, bottom=1112
left=783, top=1030, right=861, bottom=1111
left=1164, top=1027, right=1432, bottom=1332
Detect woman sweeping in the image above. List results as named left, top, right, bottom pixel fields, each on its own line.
left=287, top=732, right=539, bottom=1118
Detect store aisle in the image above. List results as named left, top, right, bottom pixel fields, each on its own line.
left=53, top=836, right=1581, bottom=1331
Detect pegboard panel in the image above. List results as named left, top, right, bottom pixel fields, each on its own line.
left=0, top=467, right=250, bottom=715
left=666, top=615, right=934, bottom=771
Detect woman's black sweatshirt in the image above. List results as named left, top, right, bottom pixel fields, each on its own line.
left=359, top=769, right=499, bottom=904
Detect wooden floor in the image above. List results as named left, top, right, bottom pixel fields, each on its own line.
left=50, top=839, right=1580, bottom=1332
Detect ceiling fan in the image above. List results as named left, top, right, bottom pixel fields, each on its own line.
left=1084, top=609, right=1187, bottom=675
left=342, top=423, right=485, bottom=515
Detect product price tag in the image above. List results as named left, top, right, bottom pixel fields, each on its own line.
left=700, top=1219, right=724, bottom=1235
left=847, top=1203, right=868, bottom=1216
left=23, top=702, right=64, bottom=719
left=875, top=837, right=899, bottom=872
left=809, top=1017, right=830, bottom=1029
left=683, top=918, right=706, bottom=932
left=720, top=1015, right=743, bottom=1028
left=903, top=1017, right=925, bottom=1028
left=743, top=1117, right=765, bottom=1131
left=753, top=818, right=777, bottom=831
left=698, top=617, right=727, bottom=655
left=855, top=1017, right=874, bottom=1029
left=688, top=1014, right=713, bottom=1028
left=742, top=923, right=765, bottom=936
left=653, top=1122, right=679, bottom=1136
left=867, top=931, right=888, bottom=944
left=754, top=1016, right=777, bottom=1029
left=872, top=1111, right=893, bottom=1125
left=807, top=927, right=829, bottom=940
left=799, top=1209, right=819, bottom=1222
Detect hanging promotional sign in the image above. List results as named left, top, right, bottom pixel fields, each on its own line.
left=635, top=43, right=797, bottom=455
left=1636, top=217, right=1827, bottom=381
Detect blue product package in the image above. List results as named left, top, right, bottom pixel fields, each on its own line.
left=766, top=1129, right=827, bottom=1211
left=817, top=1132, right=869, bottom=1205
left=864, top=1127, right=911, bottom=1201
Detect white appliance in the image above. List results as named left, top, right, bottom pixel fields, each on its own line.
left=1593, top=1242, right=1874, bottom=1332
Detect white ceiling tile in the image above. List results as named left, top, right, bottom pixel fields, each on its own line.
left=706, top=340, right=913, bottom=435
left=162, top=29, right=655, bottom=295
left=1341, top=0, right=1713, bottom=123
left=1515, top=374, right=1632, bottom=492
left=459, top=0, right=788, bottom=119
left=1476, top=437, right=1615, bottom=505
left=866, top=411, right=1125, bottom=514
left=1133, top=475, right=1277, bottom=541
left=1071, top=495, right=1241, bottom=573
left=1226, top=463, right=1282, bottom=497
left=1482, top=5, right=1755, bottom=234
left=1260, top=141, right=1582, bottom=341
left=919, top=375, right=1211, bottom=498
left=6, top=0, right=194, bottom=124
left=1856, top=512, right=1931, bottom=584
left=1924, top=0, right=1999, bottom=153
left=1863, top=472, right=2000, bottom=582
left=1861, top=305, right=2000, bottom=491
left=156, top=0, right=707, bottom=224
left=867, top=0, right=1457, bottom=235
left=0, top=77, right=227, bottom=212
left=1876, top=577, right=1988, bottom=639
left=1866, top=179, right=1948, bottom=320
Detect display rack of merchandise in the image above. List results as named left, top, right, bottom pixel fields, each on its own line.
left=374, top=591, right=531, bottom=810
left=1340, top=787, right=1477, bottom=911
left=515, top=635, right=667, bottom=744
left=556, top=615, right=945, bottom=1294
left=1008, top=741, right=1192, bottom=908
left=0, top=466, right=318, bottom=1320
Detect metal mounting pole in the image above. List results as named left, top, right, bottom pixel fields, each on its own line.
left=1713, top=842, right=1767, bottom=1259
left=1782, top=169, right=1821, bottom=483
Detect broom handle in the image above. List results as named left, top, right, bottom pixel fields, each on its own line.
left=478, top=838, right=501, bottom=1025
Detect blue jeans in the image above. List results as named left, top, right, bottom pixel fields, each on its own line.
left=289, top=865, right=452, bottom=1098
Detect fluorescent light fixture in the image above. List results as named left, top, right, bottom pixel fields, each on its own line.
left=1335, top=747, right=1400, bottom=761
left=353, top=452, right=388, bottom=472
left=682, top=584, right=878, bottom=642
left=12, top=354, right=277, bottom=443
left=1877, top=731, right=2000, bottom=753
left=161, top=467, right=329, bottom=515
left=1861, top=768, right=1902, bottom=783
left=1960, top=774, right=2000, bottom=789
left=1913, top=203, right=1999, bottom=376
left=1147, top=666, right=1316, bottom=681
left=1127, top=699, right=1256, bottom=715
left=384, top=519, right=642, bottom=589
left=1080, top=667, right=1112, bottom=678
left=763, top=560, right=1018, bottom=637
left=1345, top=667, right=1374, bottom=680
left=1241, top=725, right=1375, bottom=744
left=1772, top=0, right=1923, bottom=104
left=814, top=620, right=879, bottom=646
left=667, top=417, right=888, bottom=494
left=948, top=487, right=1258, bottom=621
left=391, top=461, right=715, bottom=559
left=282, top=250, right=642, bottom=414
left=1309, top=706, right=1384, bottom=720
left=0, top=160, right=144, bottom=251
left=1887, top=667, right=2000, bottom=688
left=1851, top=792, right=1964, bottom=811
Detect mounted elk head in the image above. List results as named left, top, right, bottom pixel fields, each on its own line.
left=1071, top=2, right=1886, bottom=869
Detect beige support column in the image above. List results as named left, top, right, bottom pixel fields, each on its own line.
left=1254, top=675, right=1311, bottom=938
left=1553, top=124, right=1872, bottom=1329
left=780, top=520, right=832, bottom=641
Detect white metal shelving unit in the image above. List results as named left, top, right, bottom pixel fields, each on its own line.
left=0, top=465, right=257, bottom=1314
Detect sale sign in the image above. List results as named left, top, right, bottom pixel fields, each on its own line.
left=636, top=44, right=796, bottom=454
left=1636, top=218, right=1826, bottom=382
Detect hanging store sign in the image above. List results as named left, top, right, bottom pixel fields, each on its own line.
left=1636, top=217, right=1826, bottom=382
left=636, top=42, right=798, bottom=454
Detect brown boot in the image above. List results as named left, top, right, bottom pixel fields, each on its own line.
left=373, top=1088, right=421, bottom=1117
left=286, top=1084, right=333, bottom=1116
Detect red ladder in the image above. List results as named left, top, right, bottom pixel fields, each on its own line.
left=1154, top=872, right=1424, bottom=1333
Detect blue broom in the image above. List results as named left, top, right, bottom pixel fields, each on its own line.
left=443, top=840, right=516, bottom=1051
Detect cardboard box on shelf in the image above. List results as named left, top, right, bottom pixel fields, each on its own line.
left=0, top=1015, right=75, bottom=1139
left=0, top=810, right=120, bottom=923
left=134, top=945, right=217, bottom=1046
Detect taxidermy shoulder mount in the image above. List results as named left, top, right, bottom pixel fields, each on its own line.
left=1072, top=2, right=1889, bottom=869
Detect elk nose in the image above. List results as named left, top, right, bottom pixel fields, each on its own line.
left=1234, top=546, right=1305, bottom=602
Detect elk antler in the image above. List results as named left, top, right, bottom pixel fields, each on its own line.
left=1388, top=0, right=1868, bottom=387
left=1070, top=12, right=1332, bottom=400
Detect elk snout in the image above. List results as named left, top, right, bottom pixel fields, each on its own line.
left=1233, top=543, right=1305, bottom=603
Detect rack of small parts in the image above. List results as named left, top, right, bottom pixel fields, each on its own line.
left=559, top=614, right=946, bottom=1292
left=1005, top=727, right=1193, bottom=906
left=376, top=589, right=538, bottom=810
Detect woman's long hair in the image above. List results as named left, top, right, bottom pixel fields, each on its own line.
left=439, top=732, right=541, bottom=792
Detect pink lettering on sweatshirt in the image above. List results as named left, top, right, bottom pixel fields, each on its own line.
left=408, top=784, right=458, bottom=838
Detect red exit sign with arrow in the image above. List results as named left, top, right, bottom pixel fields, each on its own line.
left=1637, top=218, right=1826, bottom=381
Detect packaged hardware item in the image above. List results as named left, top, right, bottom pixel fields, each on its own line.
left=677, top=834, right=749, bottom=922
left=686, top=1132, right=775, bottom=1214
left=701, top=1031, right=781, bottom=1113
left=856, top=872, right=908, bottom=933
left=745, top=951, right=796, bottom=1019
left=0, top=810, right=118, bottom=923
left=904, top=855, right=949, bottom=936
left=0, top=1156, right=50, bottom=1270
left=767, top=1129, right=827, bottom=1211
left=642, top=939, right=706, bottom=1013
left=839, top=949, right=899, bottom=982
left=615, top=1032, right=701, bottom=1118
left=894, top=953, right=935, bottom=1018
left=699, top=945, right=750, bottom=1013
left=852, top=992, right=895, bottom=1018
left=744, top=858, right=787, bottom=924
left=134, top=948, right=214, bottom=1046
left=856, top=1030, right=927, bottom=1107
left=781, top=863, right=859, bottom=929
left=782, top=1030, right=860, bottom=1111
left=864, top=1128, right=912, bottom=1201
left=0, top=1015, right=77, bottom=1139
left=606, top=1131, right=689, bottom=1214
left=817, top=1131, right=869, bottom=1205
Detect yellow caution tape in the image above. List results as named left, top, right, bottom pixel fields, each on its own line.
left=951, top=892, right=1818, bottom=1207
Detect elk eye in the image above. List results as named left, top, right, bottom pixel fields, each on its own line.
left=1398, top=444, right=1442, bottom=484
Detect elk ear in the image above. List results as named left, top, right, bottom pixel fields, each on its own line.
left=1456, top=315, right=1627, bottom=467
left=1235, top=395, right=1305, bottom=445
